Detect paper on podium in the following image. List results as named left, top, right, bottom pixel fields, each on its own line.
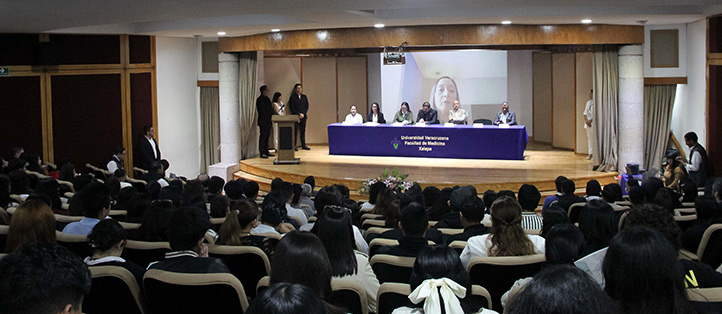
left=575, top=247, right=608, bottom=286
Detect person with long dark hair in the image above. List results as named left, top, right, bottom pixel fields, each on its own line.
left=664, top=151, right=688, bottom=191
left=288, top=83, right=310, bottom=150
left=247, top=282, right=327, bottom=314
left=217, top=198, right=276, bottom=258
left=603, top=227, right=696, bottom=314
left=6, top=200, right=56, bottom=252
left=393, top=245, right=497, bottom=314
left=460, top=196, right=545, bottom=267
left=86, top=219, right=146, bottom=284
left=317, top=206, right=380, bottom=313
left=367, top=102, right=386, bottom=124
left=134, top=199, right=175, bottom=241
left=578, top=199, right=617, bottom=255
left=540, top=204, right=569, bottom=238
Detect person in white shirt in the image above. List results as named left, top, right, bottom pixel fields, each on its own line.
left=684, top=131, right=710, bottom=187
left=460, top=196, right=545, bottom=268
left=344, top=105, right=364, bottom=124
left=448, top=100, right=467, bottom=124
left=107, top=146, right=125, bottom=173
left=250, top=203, right=290, bottom=236
left=366, top=102, right=386, bottom=124
left=583, top=90, right=595, bottom=160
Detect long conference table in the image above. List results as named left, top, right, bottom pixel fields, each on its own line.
left=327, top=123, right=528, bottom=160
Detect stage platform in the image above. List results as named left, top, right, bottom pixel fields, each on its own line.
left=235, top=142, right=618, bottom=201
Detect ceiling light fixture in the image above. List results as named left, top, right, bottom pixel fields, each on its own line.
left=581, top=19, right=592, bottom=24
left=217, top=31, right=226, bottom=36
left=374, top=23, right=385, bottom=28
left=271, top=28, right=280, bottom=32
left=501, top=20, right=512, bottom=25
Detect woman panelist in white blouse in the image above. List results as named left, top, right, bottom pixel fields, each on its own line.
left=366, top=102, right=386, bottom=124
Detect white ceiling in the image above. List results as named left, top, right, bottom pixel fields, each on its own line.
left=2, top=0, right=721, bottom=38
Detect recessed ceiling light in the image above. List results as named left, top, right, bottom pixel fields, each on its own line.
left=501, top=20, right=512, bottom=25
left=271, top=28, right=280, bottom=32
left=581, top=19, right=592, bottom=24
left=217, top=31, right=226, bottom=36
left=374, top=23, right=385, bottom=28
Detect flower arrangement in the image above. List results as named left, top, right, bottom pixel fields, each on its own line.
left=359, top=168, right=413, bottom=195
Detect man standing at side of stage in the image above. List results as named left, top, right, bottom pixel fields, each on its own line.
left=583, top=90, right=595, bottom=160
left=256, top=85, right=275, bottom=159
left=288, top=83, right=311, bottom=150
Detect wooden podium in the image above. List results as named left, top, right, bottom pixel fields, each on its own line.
left=272, top=115, right=300, bottom=164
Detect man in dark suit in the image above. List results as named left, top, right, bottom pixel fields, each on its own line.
left=148, top=206, right=230, bottom=274
left=288, top=83, right=310, bottom=150
left=136, top=125, right=161, bottom=170
left=493, top=101, right=518, bottom=125
left=256, top=85, right=275, bottom=159
left=416, top=101, right=439, bottom=124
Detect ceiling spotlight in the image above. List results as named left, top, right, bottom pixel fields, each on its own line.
left=501, top=20, right=512, bottom=25
left=271, top=28, right=280, bottom=32
left=217, top=31, right=226, bottom=36
left=581, top=19, right=592, bottom=24
left=374, top=23, right=385, bottom=28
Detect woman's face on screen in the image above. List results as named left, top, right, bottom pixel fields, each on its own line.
left=434, top=78, right=457, bottom=110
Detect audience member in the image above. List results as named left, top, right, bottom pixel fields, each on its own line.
left=34, top=178, right=62, bottom=212
left=63, top=182, right=111, bottom=235
left=243, top=180, right=260, bottom=200
left=86, top=219, right=145, bottom=284
left=251, top=202, right=289, bottom=236
left=304, top=175, right=316, bottom=195
left=0, top=175, right=10, bottom=209
left=542, top=176, right=568, bottom=213
left=429, top=187, right=453, bottom=221
left=125, top=194, right=151, bottom=223
left=5, top=200, right=56, bottom=252
left=460, top=196, right=545, bottom=267
left=317, top=206, right=380, bottom=313
left=540, top=203, right=569, bottom=238
left=642, top=177, right=664, bottom=203
left=300, top=183, right=316, bottom=216
left=376, top=202, right=431, bottom=257
left=206, top=176, right=225, bottom=202
left=603, top=227, right=696, bottom=314
left=627, top=186, right=645, bottom=207
left=210, top=195, right=230, bottom=218
left=148, top=206, right=230, bottom=273
left=663, top=151, right=688, bottom=191
left=444, top=196, right=489, bottom=244
left=107, top=146, right=126, bottom=173
left=556, top=179, right=586, bottom=213
left=373, top=187, right=401, bottom=228
left=218, top=198, right=276, bottom=258
left=247, top=282, right=328, bottom=314
left=653, top=187, right=682, bottom=214
left=134, top=199, right=175, bottom=242
left=585, top=180, right=602, bottom=200
left=361, top=181, right=385, bottom=212
left=436, top=185, right=476, bottom=229
left=224, top=180, right=245, bottom=201
left=681, top=196, right=722, bottom=253
left=393, top=245, right=497, bottom=314
left=9, top=169, right=31, bottom=195
left=518, top=184, right=542, bottom=230
left=578, top=199, right=617, bottom=255
left=0, top=244, right=92, bottom=314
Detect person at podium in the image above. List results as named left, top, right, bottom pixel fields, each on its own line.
left=448, top=100, right=467, bottom=124
left=416, top=101, right=439, bottom=124
left=344, top=105, right=364, bottom=124
left=393, top=102, right=414, bottom=125
left=366, top=102, right=386, bottom=124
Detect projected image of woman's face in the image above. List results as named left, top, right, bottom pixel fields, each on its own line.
left=434, top=77, right=457, bottom=112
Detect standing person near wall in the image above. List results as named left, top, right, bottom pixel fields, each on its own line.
left=288, top=83, right=311, bottom=150
left=583, top=90, right=596, bottom=160
left=256, top=85, right=275, bottom=159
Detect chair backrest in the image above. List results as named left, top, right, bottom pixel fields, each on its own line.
left=618, top=211, right=629, bottom=231
left=674, top=214, right=698, bottom=232
left=330, top=279, right=369, bottom=314
left=360, top=213, right=383, bottom=225
left=0, top=225, right=9, bottom=253
left=370, top=254, right=416, bottom=284
left=469, top=285, right=493, bottom=311
left=124, top=240, right=171, bottom=269
left=366, top=227, right=393, bottom=237
left=676, top=207, right=697, bottom=215
left=438, top=228, right=464, bottom=235
left=108, top=210, right=127, bottom=221
left=449, top=240, right=467, bottom=255
left=549, top=200, right=558, bottom=207
left=208, top=244, right=271, bottom=299
left=697, top=224, right=722, bottom=269
left=473, top=118, right=493, bottom=125
left=567, top=202, right=587, bottom=224
left=524, top=229, right=541, bottom=235
left=362, top=219, right=387, bottom=230
left=56, top=231, right=90, bottom=257
left=203, top=232, right=216, bottom=245
left=143, top=269, right=249, bottom=314
left=85, top=266, right=146, bottom=314
left=369, top=238, right=435, bottom=257
left=466, top=254, right=545, bottom=311
left=119, top=221, right=141, bottom=230
left=687, top=287, right=722, bottom=314
left=54, top=214, right=83, bottom=231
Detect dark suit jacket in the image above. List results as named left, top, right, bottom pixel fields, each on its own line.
left=494, top=111, right=517, bottom=125
left=366, top=112, right=386, bottom=124
left=137, top=137, right=161, bottom=170
left=434, top=212, right=463, bottom=229
left=256, top=95, right=274, bottom=126
left=556, top=194, right=586, bottom=212
left=374, top=237, right=429, bottom=258
left=417, top=109, right=439, bottom=124
left=288, top=94, right=309, bottom=120
left=369, top=228, right=443, bottom=256
left=148, top=256, right=231, bottom=274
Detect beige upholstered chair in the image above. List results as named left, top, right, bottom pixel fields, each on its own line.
left=143, top=269, right=249, bottom=314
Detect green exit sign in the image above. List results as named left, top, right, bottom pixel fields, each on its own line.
left=0, top=68, right=8, bottom=76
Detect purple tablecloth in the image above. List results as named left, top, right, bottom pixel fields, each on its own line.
left=328, top=123, right=528, bottom=160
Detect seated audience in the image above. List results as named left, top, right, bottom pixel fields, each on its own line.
left=134, top=199, right=175, bottom=242
left=0, top=244, right=92, bottom=314
left=279, top=184, right=308, bottom=226
left=6, top=200, right=56, bottom=252
left=681, top=179, right=698, bottom=203
left=251, top=202, right=290, bottom=236
left=642, top=177, right=665, bottom=203
left=304, top=175, right=317, bottom=196
left=209, top=195, right=230, bottom=218
left=506, top=265, right=614, bottom=314
left=663, top=151, right=688, bottom=191
left=460, top=196, right=545, bottom=268
left=627, top=186, right=645, bottom=207
left=217, top=198, right=276, bottom=258
left=85, top=219, right=146, bottom=284
left=653, top=187, right=683, bottom=214
left=578, top=199, right=617, bottom=255
left=518, top=184, right=542, bottom=231
left=540, top=203, right=569, bottom=238
left=393, top=245, right=497, bottom=314
left=206, top=176, right=225, bottom=203
left=148, top=206, right=230, bottom=273
left=436, top=185, right=476, bottom=229
left=9, top=169, right=32, bottom=195
left=556, top=179, right=586, bottom=212
left=224, top=180, right=245, bottom=202
left=300, top=183, right=316, bottom=216
left=243, top=180, right=260, bottom=200
left=35, top=178, right=62, bottom=212
left=125, top=194, right=151, bottom=223
left=247, top=282, right=328, bottom=314
left=63, top=182, right=111, bottom=235
left=585, top=180, right=602, bottom=200
left=317, top=206, right=380, bottom=313
left=361, top=181, right=385, bottom=213
left=603, top=227, right=696, bottom=314
left=107, top=146, right=126, bottom=173
left=443, top=196, right=489, bottom=244
left=542, top=176, right=568, bottom=213
left=375, top=202, right=431, bottom=257
left=142, top=161, right=169, bottom=187
left=681, top=196, right=722, bottom=253
left=373, top=187, right=401, bottom=228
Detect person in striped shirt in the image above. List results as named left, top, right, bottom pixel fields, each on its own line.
left=518, top=184, right=543, bottom=231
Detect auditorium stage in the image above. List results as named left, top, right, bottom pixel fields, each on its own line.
left=234, top=142, right=618, bottom=200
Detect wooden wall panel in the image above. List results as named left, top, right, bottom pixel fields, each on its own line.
left=532, top=52, right=552, bottom=143
left=130, top=72, right=153, bottom=155
left=221, top=24, right=644, bottom=52
left=0, top=76, right=43, bottom=159
left=129, top=35, right=152, bottom=64
left=575, top=52, right=593, bottom=155
left=709, top=65, right=721, bottom=176
left=263, top=57, right=302, bottom=99
left=46, top=35, right=121, bottom=65
left=51, top=74, right=123, bottom=169
left=336, top=57, right=368, bottom=121
left=552, top=53, right=576, bottom=150
left=301, top=58, right=337, bottom=144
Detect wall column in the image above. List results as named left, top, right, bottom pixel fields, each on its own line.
left=618, top=45, right=644, bottom=171
left=218, top=52, right=240, bottom=164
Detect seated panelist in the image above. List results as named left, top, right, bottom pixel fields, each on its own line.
left=416, top=102, right=439, bottom=124
left=343, top=105, right=364, bottom=124
left=494, top=101, right=518, bottom=126
left=393, top=102, right=414, bottom=125
left=448, top=100, right=467, bottom=124
left=366, top=102, right=386, bottom=124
